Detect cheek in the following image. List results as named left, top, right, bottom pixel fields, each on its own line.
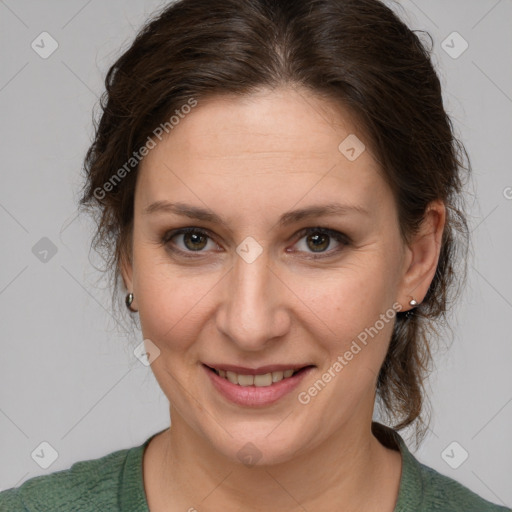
left=290, top=257, right=399, bottom=389
left=133, top=247, right=216, bottom=352
left=294, top=259, right=397, bottom=337
left=292, top=267, right=398, bottom=426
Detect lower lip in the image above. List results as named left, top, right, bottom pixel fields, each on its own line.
left=203, top=364, right=313, bottom=407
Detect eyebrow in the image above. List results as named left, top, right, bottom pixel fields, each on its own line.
left=143, top=200, right=369, bottom=228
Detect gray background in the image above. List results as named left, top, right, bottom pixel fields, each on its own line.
left=1, top=0, right=511, bottom=506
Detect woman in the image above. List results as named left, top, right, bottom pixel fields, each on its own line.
left=1, top=0, right=509, bottom=510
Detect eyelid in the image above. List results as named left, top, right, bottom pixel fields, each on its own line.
left=293, top=226, right=349, bottom=243
left=162, top=226, right=216, bottom=244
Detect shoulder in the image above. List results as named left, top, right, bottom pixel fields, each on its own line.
left=372, top=422, right=511, bottom=512
left=415, top=461, right=511, bottom=512
left=0, top=444, right=138, bottom=512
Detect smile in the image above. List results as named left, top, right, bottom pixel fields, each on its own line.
left=211, top=367, right=300, bottom=387
left=203, top=364, right=314, bottom=407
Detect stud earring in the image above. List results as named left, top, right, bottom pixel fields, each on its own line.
left=409, top=299, right=418, bottom=307
left=125, top=292, right=137, bottom=312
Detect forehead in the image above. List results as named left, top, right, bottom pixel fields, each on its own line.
left=136, top=87, right=388, bottom=216
left=144, top=87, right=368, bottom=162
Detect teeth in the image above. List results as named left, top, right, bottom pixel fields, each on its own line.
left=213, top=367, right=300, bottom=387
left=237, top=374, right=254, bottom=387
left=226, top=371, right=238, bottom=384
left=254, top=373, right=273, bottom=387
left=272, top=371, right=284, bottom=382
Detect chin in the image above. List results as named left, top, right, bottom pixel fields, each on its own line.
left=208, top=422, right=311, bottom=467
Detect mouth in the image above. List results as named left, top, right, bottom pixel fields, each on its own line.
left=203, top=363, right=315, bottom=407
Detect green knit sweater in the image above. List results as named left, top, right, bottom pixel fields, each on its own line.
left=0, top=422, right=509, bottom=511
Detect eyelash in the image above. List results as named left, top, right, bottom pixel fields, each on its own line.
left=161, top=226, right=350, bottom=260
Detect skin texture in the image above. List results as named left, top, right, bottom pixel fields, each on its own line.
left=121, top=86, right=445, bottom=511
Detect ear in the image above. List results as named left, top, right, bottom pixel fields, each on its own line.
left=397, top=199, right=446, bottom=311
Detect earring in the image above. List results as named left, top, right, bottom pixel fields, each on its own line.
left=125, top=292, right=137, bottom=312
left=404, top=298, right=418, bottom=319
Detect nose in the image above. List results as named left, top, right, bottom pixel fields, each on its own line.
left=215, top=246, right=291, bottom=352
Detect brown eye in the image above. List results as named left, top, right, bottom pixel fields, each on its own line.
left=306, top=232, right=330, bottom=252
left=182, top=231, right=208, bottom=251
left=292, top=227, right=350, bottom=258
left=162, top=226, right=349, bottom=260
left=163, top=227, right=217, bottom=256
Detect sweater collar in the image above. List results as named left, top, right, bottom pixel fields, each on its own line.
left=372, top=421, right=424, bottom=511
left=119, top=429, right=162, bottom=512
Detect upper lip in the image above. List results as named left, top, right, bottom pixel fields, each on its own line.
left=203, top=363, right=314, bottom=375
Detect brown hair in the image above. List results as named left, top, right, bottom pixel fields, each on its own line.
left=79, top=0, right=470, bottom=445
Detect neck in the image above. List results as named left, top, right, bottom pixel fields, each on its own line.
left=146, top=413, right=402, bottom=511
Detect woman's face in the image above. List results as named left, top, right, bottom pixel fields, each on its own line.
left=124, top=86, right=419, bottom=464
